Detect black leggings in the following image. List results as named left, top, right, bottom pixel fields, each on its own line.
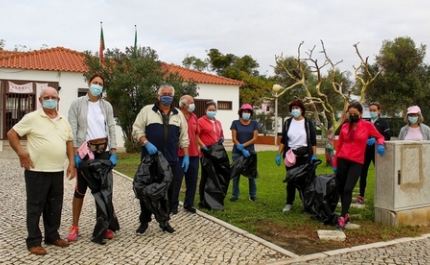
left=359, top=151, right=375, bottom=197
left=337, top=157, right=362, bottom=217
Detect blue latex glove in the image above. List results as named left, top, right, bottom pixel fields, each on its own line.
left=332, top=167, right=337, bottom=173
left=74, top=154, right=81, bottom=169
left=109, top=153, right=118, bottom=167
left=201, top=146, right=208, bottom=151
left=182, top=155, right=190, bottom=173
left=275, top=153, right=281, bottom=166
left=145, top=142, right=158, bottom=155
left=219, top=137, right=224, bottom=143
left=367, top=137, right=376, bottom=146
left=236, top=144, right=245, bottom=151
left=377, top=144, right=385, bottom=156
left=311, top=154, right=317, bottom=162
left=242, top=149, right=251, bottom=158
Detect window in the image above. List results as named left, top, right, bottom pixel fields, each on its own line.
left=78, top=88, right=88, bottom=97
left=217, top=101, right=232, bottom=110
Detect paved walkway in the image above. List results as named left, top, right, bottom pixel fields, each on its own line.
left=1, top=148, right=430, bottom=264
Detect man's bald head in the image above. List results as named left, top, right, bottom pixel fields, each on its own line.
left=39, top=87, right=58, bottom=99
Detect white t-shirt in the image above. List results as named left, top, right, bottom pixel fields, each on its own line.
left=86, top=101, right=107, bottom=141
left=287, top=118, right=307, bottom=149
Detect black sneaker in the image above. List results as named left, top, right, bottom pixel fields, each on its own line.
left=135, top=223, right=148, bottom=235
left=249, top=196, right=257, bottom=202
left=184, top=205, right=196, bottom=214
left=229, top=197, right=238, bottom=202
left=171, top=208, right=178, bottom=215
left=159, top=222, right=175, bottom=233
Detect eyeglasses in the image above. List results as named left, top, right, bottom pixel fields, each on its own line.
left=91, top=82, right=103, bottom=86
left=43, top=96, right=58, bottom=100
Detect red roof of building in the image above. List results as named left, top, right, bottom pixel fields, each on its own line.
left=162, top=63, right=244, bottom=86
left=0, top=47, right=87, bottom=72
left=0, top=47, right=243, bottom=86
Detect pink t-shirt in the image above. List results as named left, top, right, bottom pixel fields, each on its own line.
left=404, top=127, right=424, bottom=140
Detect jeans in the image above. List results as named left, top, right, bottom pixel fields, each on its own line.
left=231, top=153, right=257, bottom=198
left=172, top=156, right=199, bottom=209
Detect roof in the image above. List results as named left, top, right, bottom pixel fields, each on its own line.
left=0, top=47, right=243, bottom=86
left=162, top=63, right=244, bottom=86
left=0, top=47, right=86, bottom=72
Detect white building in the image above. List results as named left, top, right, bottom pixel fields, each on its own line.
left=0, top=47, right=243, bottom=150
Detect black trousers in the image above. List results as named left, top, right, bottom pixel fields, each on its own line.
left=25, top=170, right=64, bottom=248
left=337, top=157, right=362, bottom=217
left=359, top=151, right=375, bottom=197
left=139, top=164, right=176, bottom=224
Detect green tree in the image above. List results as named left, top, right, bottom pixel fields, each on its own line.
left=0, top=39, right=5, bottom=50
left=84, top=46, right=198, bottom=152
left=183, top=49, right=271, bottom=105
left=366, top=37, right=427, bottom=116
left=182, top=55, right=208, bottom=71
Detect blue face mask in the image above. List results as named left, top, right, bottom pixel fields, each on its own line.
left=206, top=111, right=216, bottom=119
left=160, top=95, right=173, bottom=106
left=370, top=112, right=378, bottom=119
left=408, top=116, right=419, bottom=124
left=291, top=109, right=301, bottom=118
left=242, top=113, right=251, bottom=120
left=89, top=84, right=103, bottom=97
left=43, top=99, right=58, bottom=109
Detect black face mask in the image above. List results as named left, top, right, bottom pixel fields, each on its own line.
left=349, top=115, right=360, bottom=123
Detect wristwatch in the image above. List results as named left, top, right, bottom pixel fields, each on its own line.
left=142, top=140, right=148, bottom=146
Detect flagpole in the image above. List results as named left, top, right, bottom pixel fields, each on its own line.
left=134, top=25, right=137, bottom=58
left=99, top=21, right=105, bottom=65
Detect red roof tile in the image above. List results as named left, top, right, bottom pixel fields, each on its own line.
left=0, top=47, right=87, bottom=72
left=162, top=63, right=244, bottom=86
left=0, top=47, right=243, bottom=86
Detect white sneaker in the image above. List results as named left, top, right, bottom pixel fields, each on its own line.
left=282, top=204, right=292, bottom=212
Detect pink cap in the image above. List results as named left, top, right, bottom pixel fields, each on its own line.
left=284, top=149, right=296, bottom=167
left=240, top=103, right=253, bottom=110
left=407, top=106, right=421, bottom=114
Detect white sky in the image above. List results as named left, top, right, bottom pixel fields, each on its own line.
left=2, top=0, right=430, bottom=76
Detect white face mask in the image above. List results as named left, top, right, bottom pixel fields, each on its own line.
left=188, top=103, right=195, bottom=112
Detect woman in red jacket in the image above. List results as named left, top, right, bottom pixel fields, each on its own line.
left=333, top=101, right=385, bottom=230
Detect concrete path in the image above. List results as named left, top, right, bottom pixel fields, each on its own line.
left=1, top=148, right=430, bottom=264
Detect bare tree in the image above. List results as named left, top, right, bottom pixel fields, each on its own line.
left=353, top=42, right=382, bottom=104
left=274, top=40, right=378, bottom=166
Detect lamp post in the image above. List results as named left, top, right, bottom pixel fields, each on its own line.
left=272, top=84, right=282, bottom=145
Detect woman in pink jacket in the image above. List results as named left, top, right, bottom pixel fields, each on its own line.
left=333, top=101, right=385, bottom=230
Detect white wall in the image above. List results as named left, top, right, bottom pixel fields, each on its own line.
left=195, top=83, right=239, bottom=140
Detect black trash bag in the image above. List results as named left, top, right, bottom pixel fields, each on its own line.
left=133, top=151, right=173, bottom=224
left=200, top=142, right=231, bottom=210
left=230, top=151, right=259, bottom=179
left=285, top=160, right=321, bottom=191
left=302, top=173, right=339, bottom=225
left=79, top=159, right=120, bottom=244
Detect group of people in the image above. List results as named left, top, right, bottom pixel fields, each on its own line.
left=131, top=85, right=260, bottom=234
left=8, top=75, right=260, bottom=255
left=274, top=99, right=429, bottom=231
left=9, top=74, right=429, bottom=254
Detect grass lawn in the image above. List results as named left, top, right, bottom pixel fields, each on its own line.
left=115, top=150, right=429, bottom=255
